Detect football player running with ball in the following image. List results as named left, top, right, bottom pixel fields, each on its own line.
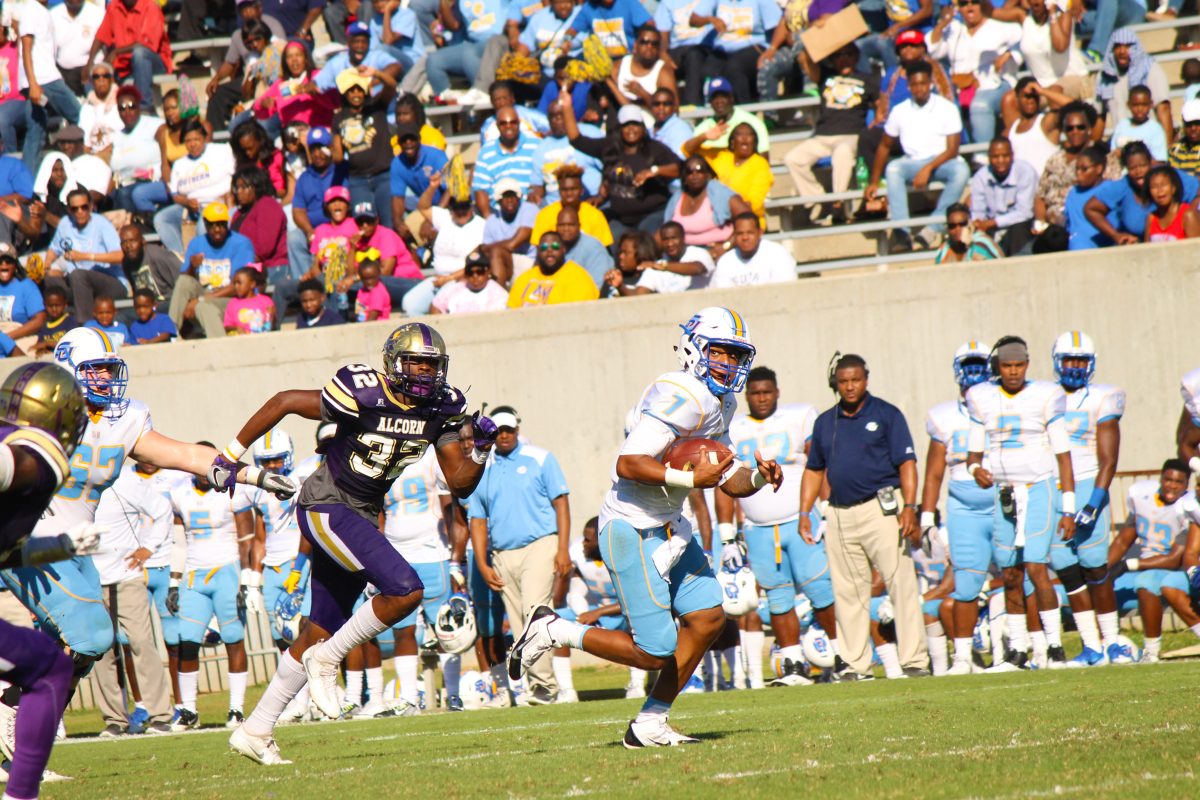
left=507, top=307, right=783, bottom=747
left=218, top=323, right=496, bottom=765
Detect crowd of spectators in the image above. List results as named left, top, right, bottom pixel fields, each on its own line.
left=0, top=0, right=1196, bottom=350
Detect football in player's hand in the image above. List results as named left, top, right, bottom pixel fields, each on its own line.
left=661, top=438, right=732, bottom=471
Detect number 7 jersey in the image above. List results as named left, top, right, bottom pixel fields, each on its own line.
left=965, top=380, right=1066, bottom=485
left=300, top=364, right=468, bottom=518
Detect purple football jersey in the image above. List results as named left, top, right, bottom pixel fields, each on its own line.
left=0, top=421, right=67, bottom=558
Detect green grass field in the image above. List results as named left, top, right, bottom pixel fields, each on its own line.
left=40, top=642, right=1200, bottom=800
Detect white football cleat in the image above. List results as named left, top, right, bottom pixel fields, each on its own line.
left=354, top=699, right=394, bottom=719
left=624, top=682, right=646, bottom=700
left=623, top=717, right=700, bottom=748
left=507, top=605, right=559, bottom=680
left=229, top=725, right=293, bottom=765
left=555, top=689, right=579, bottom=704
left=1140, top=652, right=1160, bottom=665
left=0, top=702, right=15, bottom=760
left=302, top=646, right=343, bottom=720
left=946, top=660, right=974, bottom=676
left=277, top=696, right=308, bottom=725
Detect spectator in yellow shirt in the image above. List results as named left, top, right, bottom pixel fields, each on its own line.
left=530, top=165, right=613, bottom=246
left=507, top=231, right=600, bottom=308
left=686, top=122, right=774, bottom=227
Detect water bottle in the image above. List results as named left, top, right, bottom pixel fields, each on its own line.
left=854, top=157, right=869, bottom=189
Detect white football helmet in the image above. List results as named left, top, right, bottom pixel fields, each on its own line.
left=953, top=340, right=990, bottom=391
left=717, top=565, right=758, bottom=616
left=802, top=624, right=835, bottom=668
left=53, top=327, right=129, bottom=418
left=435, top=594, right=477, bottom=654
left=253, top=428, right=295, bottom=474
left=1051, top=330, right=1096, bottom=390
left=676, top=307, right=756, bottom=396
left=273, top=603, right=302, bottom=645
left=1116, top=634, right=1142, bottom=663
left=458, top=671, right=493, bottom=710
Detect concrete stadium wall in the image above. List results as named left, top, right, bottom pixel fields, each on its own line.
left=92, top=241, right=1198, bottom=527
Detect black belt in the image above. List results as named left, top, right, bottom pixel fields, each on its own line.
left=828, top=487, right=898, bottom=510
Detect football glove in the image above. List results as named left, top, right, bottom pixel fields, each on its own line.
left=207, top=453, right=240, bottom=492
left=1074, top=505, right=1099, bottom=528
left=449, top=560, right=466, bottom=588
left=472, top=410, right=498, bottom=449
left=877, top=597, right=895, bottom=625
left=166, top=585, right=180, bottom=614
left=241, top=569, right=264, bottom=614
left=256, top=471, right=299, bottom=501
left=283, top=568, right=304, bottom=595
left=720, top=541, right=746, bottom=571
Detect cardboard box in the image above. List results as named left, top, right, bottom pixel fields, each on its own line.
left=800, top=5, right=870, bottom=64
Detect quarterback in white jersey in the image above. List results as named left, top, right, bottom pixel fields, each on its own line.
left=508, top=307, right=783, bottom=748
left=966, top=335, right=1075, bottom=672
left=718, top=366, right=841, bottom=687
left=0, top=328, right=296, bottom=681
left=170, top=469, right=256, bottom=730
left=1111, top=462, right=1200, bottom=663
left=1051, top=331, right=1128, bottom=666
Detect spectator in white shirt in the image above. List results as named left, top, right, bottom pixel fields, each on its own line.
left=638, top=220, right=714, bottom=293
left=18, top=0, right=83, bottom=173
left=430, top=250, right=509, bottom=314
left=153, top=118, right=236, bottom=256
left=709, top=212, right=797, bottom=288
left=864, top=60, right=970, bottom=252
left=50, top=0, right=104, bottom=95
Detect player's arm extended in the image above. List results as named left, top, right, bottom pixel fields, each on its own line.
left=720, top=453, right=783, bottom=498
left=226, top=390, right=324, bottom=454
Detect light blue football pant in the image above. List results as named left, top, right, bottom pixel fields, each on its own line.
left=177, top=562, right=244, bottom=644
left=744, top=518, right=835, bottom=614
left=1, top=555, right=114, bottom=658
left=144, top=565, right=180, bottom=646
left=993, top=478, right=1059, bottom=567
left=600, top=518, right=723, bottom=658
left=1051, top=476, right=1111, bottom=571
left=947, top=480, right=997, bottom=601
left=556, top=604, right=628, bottom=631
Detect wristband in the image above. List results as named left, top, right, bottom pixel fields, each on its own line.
left=470, top=448, right=489, bottom=464
left=1190, top=456, right=1200, bottom=476
left=717, top=522, right=737, bottom=545
left=1127, top=558, right=1140, bottom=572
left=664, top=467, right=694, bottom=489
left=1060, top=490, right=1076, bottom=515
left=169, top=577, right=180, bottom=589
left=293, top=552, right=308, bottom=573
left=1087, top=486, right=1109, bottom=511
left=968, top=463, right=981, bottom=476
left=223, top=439, right=247, bottom=462
left=750, top=469, right=767, bottom=489
left=904, top=503, right=919, bottom=510
left=243, top=464, right=264, bottom=488
left=920, top=511, right=936, bottom=530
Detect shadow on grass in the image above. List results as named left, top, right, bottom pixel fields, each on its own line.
left=602, top=728, right=745, bottom=747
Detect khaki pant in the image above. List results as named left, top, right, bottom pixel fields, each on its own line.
left=493, top=534, right=558, bottom=695
left=94, top=578, right=173, bottom=727
left=824, top=499, right=928, bottom=675
left=0, top=590, right=33, bottom=627
left=784, top=134, right=859, bottom=205
left=168, top=274, right=230, bottom=339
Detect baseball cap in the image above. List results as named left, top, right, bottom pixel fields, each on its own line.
left=307, top=126, right=332, bottom=148
left=396, top=122, right=422, bottom=141
left=236, top=0, right=260, bottom=6
left=1184, top=98, right=1200, bottom=123
left=202, top=202, right=231, bottom=223
left=706, top=76, right=733, bottom=99
left=493, top=177, right=523, bottom=200
left=53, top=125, right=84, bottom=144
left=465, top=250, right=489, bottom=270
left=491, top=410, right=519, bottom=430
left=617, top=105, right=645, bottom=126
left=0, top=242, right=17, bottom=263
left=346, top=21, right=370, bottom=38
left=324, top=186, right=351, bottom=204
left=335, top=68, right=372, bottom=95
left=895, top=29, right=925, bottom=49
left=353, top=201, right=378, bottom=220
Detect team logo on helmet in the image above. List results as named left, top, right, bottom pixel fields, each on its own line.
left=53, top=328, right=129, bottom=419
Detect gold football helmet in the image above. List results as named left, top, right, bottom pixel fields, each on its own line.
left=0, top=363, right=87, bottom=457
left=382, top=323, right=449, bottom=401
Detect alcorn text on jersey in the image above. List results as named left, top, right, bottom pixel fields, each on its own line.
left=727, top=404, right=816, bottom=526
left=966, top=381, right=1067, bottom=484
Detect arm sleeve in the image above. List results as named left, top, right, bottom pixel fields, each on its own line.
left=541, top=453, right=570, bottom=499
left=887, top=409, right=917, bottom=465
left=1098, top=388, right=1126, bottom=423
left=619, top=414, right=679, bottom=459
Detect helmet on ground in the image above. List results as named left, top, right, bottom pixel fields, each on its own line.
left=0, top=363, right=87, bottom=458
left=252, top=428, right=295, bottom=474
left=802, top=624, right=835, bottom=668
left=435, top=593, right=477, bottom=654
left=53, top=327, right=129, bottom=418
left=717, top=565, right=758, bottom=616
left=383, top=323, right=449, bottom=400
left=1051, top=331, right=1096, bottom=390
left=676, top=307, right=756, bottom=396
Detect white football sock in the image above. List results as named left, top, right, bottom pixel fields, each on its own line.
left=740, top=630, right=764, bottom=688
left=779, top=644, right=803, bottom=663
left=1038, top=608, right=1063, bottom=648
left=634, top=697, right=670, bottom=724
left=228, top=671, right=247, bottom=713
left=876, top=642, right=902, bottom=678
left=343, top=670, right=363, bottom=706
left=439, top=653, right=461, bottom=698
left=1030, top=630, right=1048, bottom=662
left=1006, top=612, right=1029, bottom=652
left=722, top=646, right=740, bottom=687
left=1097, top=611, right=1120, bottom=650
left=552, top=656, right=575, bottom=692
left=927, top=634, right=948, bottom=676
left=829, top=635, right=840, bottom=655
left=366, top=667, right=383, bottom=703
left=314, top=600, right=391, bottom=664
left=1074, top=609, right=1102, bottom=652
left=547, top=617, right=588, bottom=649
left=1144, top=636, right=1161, bottom=659
left=953, top=637, right=973, bottom=664
left=244, top=651, right=307, bottom=737
left=179, top=671, right=198, bottom=713
left=627, top=667, right=647, bottom=689
left=395, top=655, right=419, bottom=705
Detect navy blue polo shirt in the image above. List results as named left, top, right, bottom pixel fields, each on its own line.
left=807, top=394, right=916, bottom=506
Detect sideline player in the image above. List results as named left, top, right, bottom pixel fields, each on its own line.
left=965, top=336, right=1076, bottom=672
left=0, top=363, right=90, bottom=800
left=1051, top=332, right=1128, bottom=665
left=1114, top=461, right=1200, bottom=663
left=718, top=365, right=845, bottom=686
left=920, top=342, right=995, bottom=675
left=507, top=307, right=783, bottom=747
left=222, top=323, right=494, bottom=765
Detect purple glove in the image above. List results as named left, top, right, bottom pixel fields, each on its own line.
left=207, top=453, right=240, bottom=493
left=472, top=411, right=498, bottom=450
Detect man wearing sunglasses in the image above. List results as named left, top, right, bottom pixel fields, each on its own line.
left=44, top=189, right=125, bottom=323
left=507, top=231, right=599, bottom=307
left=649, top=88, right=693, bottom=159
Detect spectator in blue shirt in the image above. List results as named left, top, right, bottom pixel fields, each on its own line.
left=0, top=243, right=45, bottom=353
left=537, top=57, right=592, bottom=119
left=168, top=202, right=257, bottom=339
left=1084, top=141, right=1200, bottom=244
left=655, top=0, right=714, bottom=105
left=296, top=278, right=345, bottom=327
left=290, top=127, right=347, bottom=280
left=467, top=407, right=571, bottom=704
left=518, top=0, right=583, bottom=79
left=1064, top=147, right=1111, bottom=250
left=691, top=0, right=782, bottom=103
left=426, top=0, right=508, bottom=101
left=529, top=102, right=605, bottom=205
left=314, top=22, right=403, bottom=94
left=369, top=0, right=427, bottom=70
left=129, top=288, right=178, bottom=344
left=0, top=330, right=22, bottom=358
left=482, top=178, right=539, bottom=282
left=45, top=189, right=126, bottom=323
left=650, top=88, right=693, bottom=159
left=389, top=124, right=448, bottom=227
left=0, top=148, right=34, bottom=247
left=260, top=0, right=326, bottom=39
left=472, top=107, right=541, bottom=217
left=969, top=138, right=1039, bottom=256
left=85, top=296, right=133, bottom=347
left=566, top=0, right=653, bottom=61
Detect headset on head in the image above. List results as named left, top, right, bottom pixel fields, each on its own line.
left=827, top=351, right=869, bottom=393
left=988, top=335, right=1028, bottom=378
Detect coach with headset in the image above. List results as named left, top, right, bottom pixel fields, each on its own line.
left=798, top=354, right=930, bottom=680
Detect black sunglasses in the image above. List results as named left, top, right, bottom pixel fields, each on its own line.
left=638, top=38, right=660, bottom=45
left=465, top=266, right=489, bottom=274
left=651, top=100, right=674, bottom=107
left=956, top=0, right=980, bottom=6
left=118, top=103, right=138, bottom=111
left=1064, top=124, right=1088, bottom=131
left=538, top=241, right=562, bottom=251
left=69, top=203, right=90, bottom=211
left=947, top=220, right=966, bottom=229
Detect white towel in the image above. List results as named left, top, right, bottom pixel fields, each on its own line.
left=650, top=520, right=691, bottom=583
left=1013, top=484, right=1030, bottom=548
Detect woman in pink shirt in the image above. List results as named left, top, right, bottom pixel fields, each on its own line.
left=0, top=35, right=23, bottom=162
left=252, top=41, right=336, bottom=131
left=349, top=260, right=391, bottom=322
left=223, top=266, right=275, bottom=334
